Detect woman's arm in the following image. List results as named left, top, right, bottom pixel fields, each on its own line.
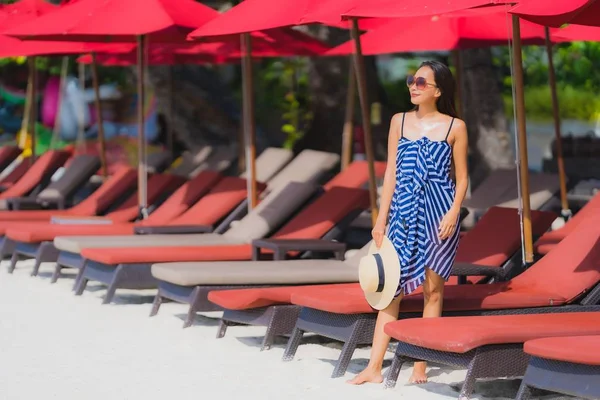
left=438, top=119, right=468, bottom=240
left=450, top=119, right=469, bottom=212
left=375, top=114, right=401, bottom=227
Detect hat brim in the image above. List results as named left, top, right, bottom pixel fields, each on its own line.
left=363, top=237, right=401, bottom=310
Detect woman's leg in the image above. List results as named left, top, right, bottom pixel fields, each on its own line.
left=409, top=268, right=445, bottom=384
left=347, top=294, right=403, bottom=385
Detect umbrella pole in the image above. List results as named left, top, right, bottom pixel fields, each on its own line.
left=137, top=35, right=149, bottom=218
left=91, top=53, right=108, bottom=178
left=512, top=16, right=534, bottom=265
left=241, top=33, right=258, bottom=211
left=167, top=65, right=174, bottom=158
left=341, top=60, right=356, bottom=170
left=351, top=18, right=379, bottom=226
left=28, top=57, right=38, bottom=165
left=544, top=27, right=570, bottom=219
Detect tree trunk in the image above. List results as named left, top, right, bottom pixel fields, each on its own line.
left=294, top=26, right=391, bottom=159
left=460, top=48, right=514, bottom=187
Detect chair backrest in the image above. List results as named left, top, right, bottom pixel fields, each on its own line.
left=0, top=150, right=71, bottom=199
left=146, top=151, right=173, bottom=174
left=167, top=176, right=267, bottom=227
left=323, top=160, right=387, bottom=191
left=189, top=146, right=237, bottom=177
left=0, top=159, right=29, bottom=188
left=67, top=166, right=138, bottom=216
left=456, top=207, right=557, bottom=266
left=271, top=187, right=370, bottom=240
left=265, top=149, right=339, bottom=193
left=105, top=174, right=184, bottom=222
left=511, top=214, right=600, bottom=303
left=0, top=146, right=22, bottom=172
left=37, top=154, right=101, bottom=203
left=241, top=147, right=293, bottom=183
left=497, top=172, right=561, bottom=210
left=169, top=147, right=213, bottom=177
left=223, top=181, right=320, bottom=242
left=137, top=171, right=222, bottom=226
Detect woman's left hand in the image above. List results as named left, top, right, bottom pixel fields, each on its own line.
left=438, top=208, right=459, bottom=240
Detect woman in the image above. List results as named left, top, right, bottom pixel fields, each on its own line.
left=348, top=60, right=469, bottom=385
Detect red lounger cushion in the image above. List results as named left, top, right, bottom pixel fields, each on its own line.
left=383, top=312, right=600, bottom=354
left=208, top=283, right=358, bottom=310
left=524, top=336, right=600, bottom=366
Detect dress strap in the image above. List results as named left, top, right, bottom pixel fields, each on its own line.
left=445, top=118, right=455, bottom=141
left=400, top=113, right=406, bottom=139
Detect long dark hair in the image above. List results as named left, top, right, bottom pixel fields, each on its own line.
left=415, top=60, right=458, bottom=118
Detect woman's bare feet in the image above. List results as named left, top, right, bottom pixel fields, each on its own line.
left=346, top=367, right=384, bottom=385
left=408, top=362, right=428, bottom=384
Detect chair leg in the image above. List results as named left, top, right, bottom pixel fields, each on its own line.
left=384, top=354, right=408, bottom=389
left=50, top=264, right=62, bottom=284
left=31, top=242, right=59, bottom=277
left=216, top=320, right=229, bottom=339
left=149, top=294, right=163, bottom=317
left=72, top=266, right=86, bottom=291
left=74, top=277, right=88, bottom=296
left=331, top=336, right=360, bottom=378
left=7, top=252, right=19, bottom=274
left=183, top=304, right=197, bottom=328
left=515, top=381, right=533, bottom=400
left=282, top=327, right=304, bottom=362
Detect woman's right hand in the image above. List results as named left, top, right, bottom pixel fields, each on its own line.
left=371, top=222, right=386, bottom=249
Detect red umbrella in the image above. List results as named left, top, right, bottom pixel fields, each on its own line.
left=509, top=0, right=600, bottom=28
left=553, top=24, right=600, bottom=41
left=328, top=8, right=551, bottom=55
left=4, top=0, right=218, bottom=43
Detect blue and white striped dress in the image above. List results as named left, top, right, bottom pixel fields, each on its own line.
left=387, top=113, right=460, bottom=296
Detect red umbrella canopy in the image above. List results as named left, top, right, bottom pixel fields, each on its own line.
left=553, top=24, right=600, bottom=41
left=78, top=27, right=331, bottom=65
left=4, top=0, right=219, bottom=43
left=342, top=0, right=509, bottom=19
left=0, top=0, right=119, bottom=57
left=509, top=0, right=600, bottom=28
left=328, top=8, right=552, bottom=55
left=188, top=0, right=388, bottom=40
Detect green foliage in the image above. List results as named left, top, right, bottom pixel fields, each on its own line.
left=495, top=41, right=600, bottom=122
left=254, top=57, right=312, bottom=149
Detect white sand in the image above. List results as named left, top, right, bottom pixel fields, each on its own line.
left=0, top=259, right=567, bottom=400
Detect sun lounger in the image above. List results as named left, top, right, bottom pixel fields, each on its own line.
left=50, top=179, right=313, bottom=284
left=187, top=146, right=237, bottom=177
left=49, top=150, right=347, bottom=265
left=5, top=171, right=224, bottom=276
left=516, top=335, right=600, bottom=399
left=0, top=146, right=22, bottom=174
left=369, top=215, right=600, bottom=398
left=0, top=149, right=71, bottom=209
left=190, top=207, right=555, bottom=348
left=4, top=173, right=184, bottom=274
left=72, top=185, right=369, bottom=304
left=5, top=154, right=100, bottom=211
left=0, top=165, right=137, bottom=223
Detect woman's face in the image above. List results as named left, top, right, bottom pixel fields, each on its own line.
left=408, top=66, right=441, bottom=106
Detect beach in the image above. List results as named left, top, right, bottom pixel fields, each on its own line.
left=0, top=259, right=572, bottom=400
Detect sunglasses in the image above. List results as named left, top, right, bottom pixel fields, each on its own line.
left=406, top=75, right=437, bottom=90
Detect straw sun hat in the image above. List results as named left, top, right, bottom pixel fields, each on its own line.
left=358, top=237, right=401, bottom=310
